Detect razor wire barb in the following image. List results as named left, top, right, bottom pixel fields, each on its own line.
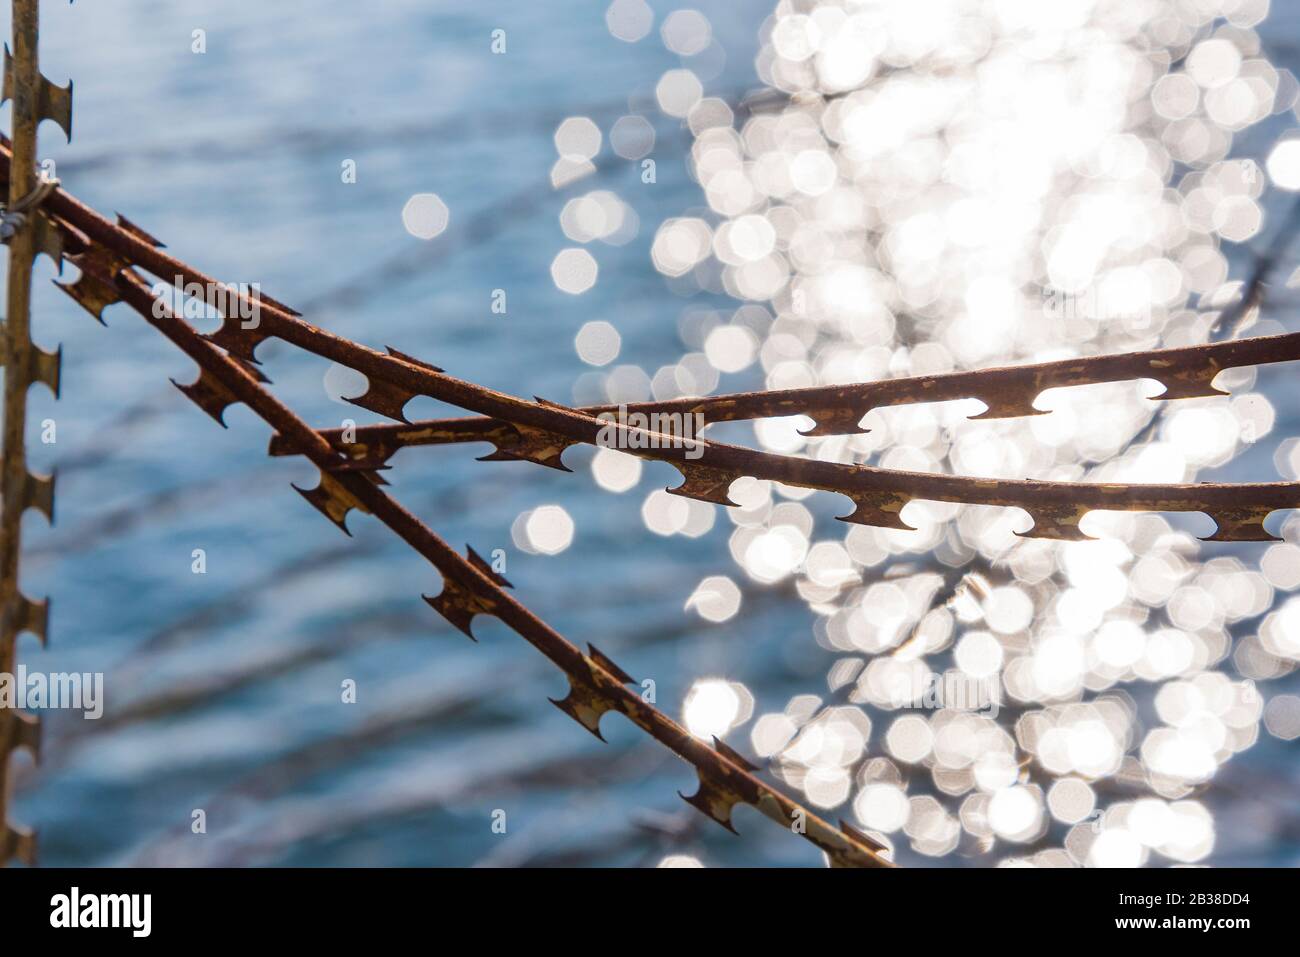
left=0, top=0, right=70, bottom=868
left=3, top=6, right=1300, bottom=870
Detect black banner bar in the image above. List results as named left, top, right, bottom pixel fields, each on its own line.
left=0, top=866, right=1281, bottom=943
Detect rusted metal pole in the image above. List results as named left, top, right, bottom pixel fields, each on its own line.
left=1, top=0, right=70, bottom=867
left=0, top=0, right=41, bottom=870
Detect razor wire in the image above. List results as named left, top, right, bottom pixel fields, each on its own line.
left=3, top=1, right=1300, bottom=869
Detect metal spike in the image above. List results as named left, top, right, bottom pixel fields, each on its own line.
left=292, top=470, right=370, bottom=536
left=7, top=591, right=48, bottom=645
left=586, top=643, right=633, bottom=684
left=22, top=469, right=53, bottom=523
left=171, top=369, right=240, bottom=427
left=204, top=315, right=270, bottom=364
left=477, top=423, right=573, bottom=471
left=423, top=573, right=501, bottom=641
left=549, top=670, right=621, bottom=741
left=1202, top=506, right=1279, bottom=542
left=1151, top=359, right=1227, bottom=400
left=1, top=45, right=70, bottom=139
left=38, top=73, right=70, bottom=139
left=466, top=545, right=511, bottom=588
left=0, top=822, right=36, bottom=867
left=667, top=462, right=739, bottom=506
left=57, top=245, right=129, bottom=323
left=30, top=211, right=62, bottom=269
left=387, top=345, right=441, bottom=373
left=26, top=342, right=58, bottom=397
left=424, top=586, right=477, bottom=639
left=838, top=491, right=913, bottom=529
left=114, top=213, right=164, bottom=248
left=799, top=406, right=870, bottom=437
left=679, top=775, right=741, bottom=834
left=423, top=544, right=520, bottom=640
left=345, top=373, right=417, bottom=423
left=969, top=391, right=1049, bottom=420
left=1018, top=506, right=1091, bottom=541
left=233, top=356, right=271, bottom=385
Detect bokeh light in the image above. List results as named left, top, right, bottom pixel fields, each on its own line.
left=634, top=0, right=1299, bottom=867
left=400, top=193, right=448, bottom=240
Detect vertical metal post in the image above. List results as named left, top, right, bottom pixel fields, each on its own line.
left=1, top=0, right=71, bottom=867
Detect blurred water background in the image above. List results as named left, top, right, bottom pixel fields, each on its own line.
left=4, top=0, right=1300, bottom=867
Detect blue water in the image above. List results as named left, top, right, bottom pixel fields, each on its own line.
left=4, top=0, right=1299, bottom=867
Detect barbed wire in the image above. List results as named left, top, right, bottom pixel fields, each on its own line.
left=26, top=191, right=893, bottom=866
left=5, top=124, right=1299, bottom=867
left=5, top=157, right=1293, bottom=545
left=0, top=0, right=71, bottom=868
left=284, top=326, right=1300, bottom=450
left=4, top=3, right=1299, bottom=869
left=13, top=150, right=1298, bottom=868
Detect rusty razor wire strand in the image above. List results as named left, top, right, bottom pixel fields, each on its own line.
left=273, top=187, right=1300, bottom=451
left=9, top=152, right=1297, bottom=542
left=277, top=326, right=1300, bottom=452
left=285, top=201, right=1300, bottom=479
left=47, top=228, right=891, bottom=866
left=0, top=0, right=71, bottom=868
left=0, top=152, right=1288, bottom=546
